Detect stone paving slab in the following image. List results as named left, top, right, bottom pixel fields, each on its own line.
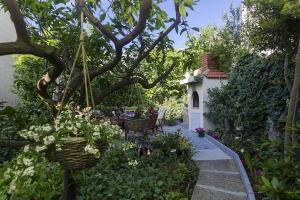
left=197, top=170, right=245, bottom=192
left=192, top=149, right=231, bottom=161
left=192, top=185, right=248, bottom=200
left=194, top=160, right=238, bottom=172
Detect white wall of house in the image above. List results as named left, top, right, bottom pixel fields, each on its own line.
left=0, top=9, right=17, bottom=107
left=202, top=77, right=228, bottom=130
left=187, top=83, right=204, bottom=131
left=187, top=77, right=227, bottom=131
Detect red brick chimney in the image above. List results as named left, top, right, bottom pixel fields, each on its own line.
left=201, top=52, right=218, bottom=70
left=193, top=52, right=227, bottom=79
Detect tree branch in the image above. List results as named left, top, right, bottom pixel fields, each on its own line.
left=0, top=41, right=66, bottom=101
left=77, top=0, right=152, bottom=47
left=118, top=0, right=152, bottom=46
left=134, top=62, right=176, bottom=89
left=93, top=62, right=176, bottom=104
left=2, top=0, right=30, bottom=42
left=77, top=0, right=118, bottom=44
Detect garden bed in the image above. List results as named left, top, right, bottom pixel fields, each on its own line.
left=0, top=132, right=198, bottom=200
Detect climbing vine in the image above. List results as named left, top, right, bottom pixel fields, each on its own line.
left=205, top=54, right=289, bottom=136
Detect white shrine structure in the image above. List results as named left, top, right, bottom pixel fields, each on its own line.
left=180, top=52, right=228, bottom=131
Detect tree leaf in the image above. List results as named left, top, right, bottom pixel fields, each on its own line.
left=100, top=13, right=106, bottom=21
left=184, top=0, right=193, bottom=7
left=261, top=176, right=271, bottom=188
left=179, top=4, right=186, bottom=17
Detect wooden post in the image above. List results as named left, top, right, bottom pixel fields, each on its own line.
left=63, top=169, right=77, bottom=200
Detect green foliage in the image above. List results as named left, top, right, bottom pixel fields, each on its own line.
left=205, top=54, right=289, bottom=135
left=0, top=131, right=197, bottom=199
left=0, top=150, right=63, bottom=199
left=5, top=0, right=197, bottom=108
left=161, top=98, right=185, bottom=125
left=183, top=4, right=248, bottom=73
left=216, top=127, right=300, bottom=200
left=74, top=133, right=197, bottom=199
left=13, top=55, right=54, bottom=115
left=259, top=155, right=300, bottom=200
left=151, top=131, right=194, bottom=158
left=0, top=106, right=28, bottom=163
left=146, top=49, right=187, bottom=103
left=244, top=0, right=300, bottom=51
left=245, top=139, right=299, bottom=200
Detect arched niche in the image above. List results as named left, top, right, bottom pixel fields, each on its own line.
left=192, top=91, right=199, bottom=108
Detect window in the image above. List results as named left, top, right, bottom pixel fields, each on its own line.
left=192, top=91, right=199, bottom=108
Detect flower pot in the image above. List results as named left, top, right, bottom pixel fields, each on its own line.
left=46, top=137, right=107, bottom=170
left=198, top=132, right=205, bottom=137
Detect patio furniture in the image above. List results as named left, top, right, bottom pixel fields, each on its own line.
left=146, top=114, right=158, bottom=135
left=124, top=118, right=147, bottom=140
left=156, top=107, right=166, bottom=133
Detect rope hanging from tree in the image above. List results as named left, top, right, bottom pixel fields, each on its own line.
left=59, top=11, right=94, bottom=111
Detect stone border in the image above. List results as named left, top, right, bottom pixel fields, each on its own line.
left=205, top=134, right=256, bottom=200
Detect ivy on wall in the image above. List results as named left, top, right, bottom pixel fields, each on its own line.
left=205, top=54, right=289, bottom=136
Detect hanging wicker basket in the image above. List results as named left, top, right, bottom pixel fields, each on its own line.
left=46, top=137, right=107, bottom=170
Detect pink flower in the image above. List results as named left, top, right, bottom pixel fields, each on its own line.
left=195, top=128, right=205, bottom=133
left=255, top=169, right=262, bottom=177
left=211, top=132, right=218, bottom=139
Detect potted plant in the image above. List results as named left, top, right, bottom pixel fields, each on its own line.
left=195, top=128, right=206, bottom=137
left=19, top=108, right=122, bottom=170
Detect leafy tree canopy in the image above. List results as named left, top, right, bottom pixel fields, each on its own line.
left=0, top=0, right=197, bottom=108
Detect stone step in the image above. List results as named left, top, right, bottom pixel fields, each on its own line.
left=197, top=170, right=246, bottom=193
left=194, top=159, right=237, bottom=172
left=191, top=184, right=248, bottom=200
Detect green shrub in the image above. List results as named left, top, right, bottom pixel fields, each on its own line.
left=205, top=54, right=289, bottom=136
left=162, top=98, right=185, bottom=125
left=0, top=151, right=63, bottom=199
left=0, top=132, right=198, bottom=199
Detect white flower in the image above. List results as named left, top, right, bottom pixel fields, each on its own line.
left=170, top=149, right=177, bottom=153
left=94, top=126, right=100, bottom=132
left=128, top=159, right=138, bottom=167
left=84, top=144, right=100, bottom=158
left=56, top=144, right=62, bottom=151
left=23, top=145, right=29, bottom=152
left=76, top=122, right=81, bottom=128
left=42, top=125, right=52, bottom=132
left=235, top=136, right=239, bottom=140
left=43, top=135, right=55, bottom=145
left=4, top=168, right=11, bottom=180
left=241, top=148, right=245, bottom=153
left=23, top=158, right=32, bottom=166
left=93, top=132, right=100, bottom=137
left=8, top=179, right=16, bottom=194
left=22, top=166, right=34, bottom=176
left=35, top=145, right=47, bottom=152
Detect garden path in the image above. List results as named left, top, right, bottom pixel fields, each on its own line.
left=164, top=125, right=249, bottom=200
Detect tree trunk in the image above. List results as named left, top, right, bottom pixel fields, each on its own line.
left=285, top=36, right=300, bottom=152
left=63, top=169, right=77, bottom=200
left=283, top=52, right=292, bottom=93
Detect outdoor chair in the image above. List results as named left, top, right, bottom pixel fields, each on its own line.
left=146, top=114, right=158, bottom=135
left=156, top=107, right=166, bottom=133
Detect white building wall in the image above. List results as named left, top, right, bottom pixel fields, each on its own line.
left=186, top=77, right=228, bottom=131
left=202, top=77, right=228, bottom=130
left=187, top=83, right=204, bottom=131
left=0, top=9, right=17, bottom=107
